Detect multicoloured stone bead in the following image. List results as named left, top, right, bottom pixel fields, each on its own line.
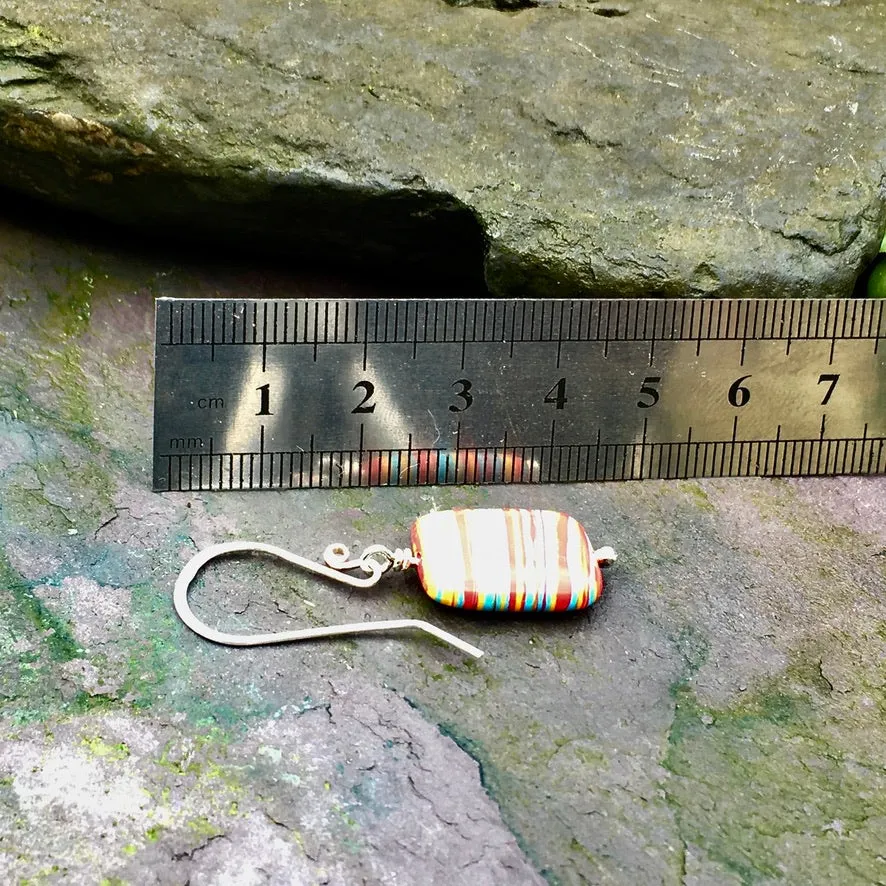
left=410, top=508, right=607, bottom=612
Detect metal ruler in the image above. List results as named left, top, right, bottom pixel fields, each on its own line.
left=152, top=297, right=886, bottom=492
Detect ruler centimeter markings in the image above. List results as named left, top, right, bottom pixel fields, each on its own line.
left=152, top=297, right=886, bottom=492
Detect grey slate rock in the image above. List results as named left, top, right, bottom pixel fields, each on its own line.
left=1, top=1, right=885, bottom=294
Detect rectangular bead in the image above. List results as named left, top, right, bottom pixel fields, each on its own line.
left=410, top=508, right=602, bottom=612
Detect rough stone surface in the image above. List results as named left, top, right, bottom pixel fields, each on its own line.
left=2, top=0, right=886, bottom=296
left=0, top=201, right=885, bottom=884
left=0, top=695, right=542, bottom=885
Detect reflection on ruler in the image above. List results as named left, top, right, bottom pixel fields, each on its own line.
left=152, top=298, right=886, bottom=491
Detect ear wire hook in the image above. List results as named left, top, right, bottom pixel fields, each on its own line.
left=173, top=540, right=484, bottom=659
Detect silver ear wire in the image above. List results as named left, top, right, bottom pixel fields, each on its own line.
left=173, top=541, right=484, bottom=658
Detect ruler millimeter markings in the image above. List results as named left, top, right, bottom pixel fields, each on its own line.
left=152, top=297, right=886, bottom=491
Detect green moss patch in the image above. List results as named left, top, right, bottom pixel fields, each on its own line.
left=663, top=670, right=886, bottom=885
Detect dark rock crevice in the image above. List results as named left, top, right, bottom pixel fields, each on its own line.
left=442, top=0, right=631, bottom=12
left=0, top=126, right=490, bottom=286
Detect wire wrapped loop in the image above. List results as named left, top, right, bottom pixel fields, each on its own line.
left=323, top=543, right=420, bottom=576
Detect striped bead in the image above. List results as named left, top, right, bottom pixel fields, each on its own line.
left=410, top=508, right=603, bottom=612
left=353, top=449, right=539, bottom=486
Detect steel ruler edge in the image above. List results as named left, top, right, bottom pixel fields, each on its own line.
left=152, top=297, right=886, bottom=491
